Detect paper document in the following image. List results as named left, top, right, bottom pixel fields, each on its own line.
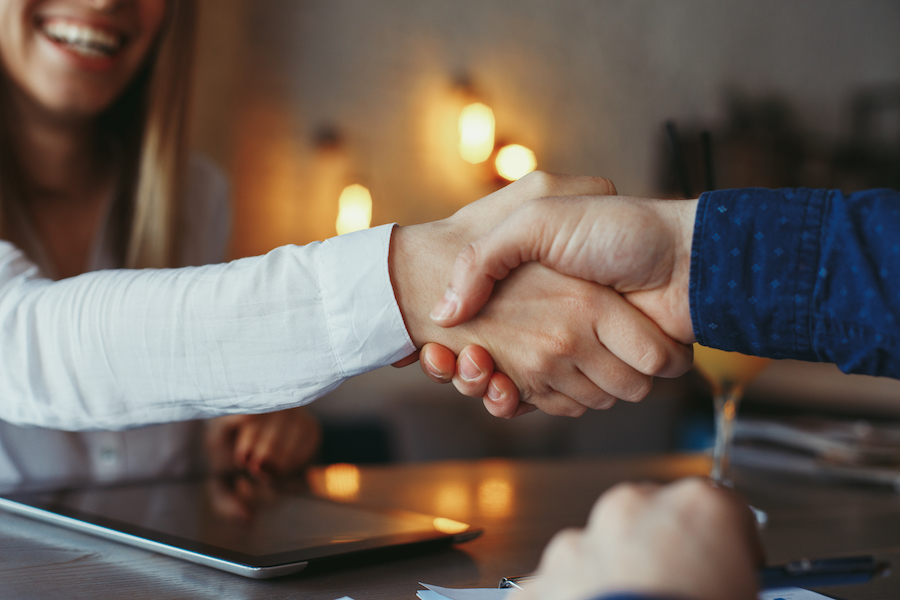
left=760, top=588, right=838, bottom=600
left=418, top=583, right=511, bottom=600
left=416, top=584, right=836, bottom=600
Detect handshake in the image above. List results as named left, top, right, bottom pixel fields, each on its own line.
left=389, top=172, right=768, bottom=600
left=391, top=171, right=699, bottom=420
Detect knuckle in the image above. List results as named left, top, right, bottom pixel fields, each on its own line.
left=543, top=527, right=583, bottom=560
left=538, top=327, right=580, bottom=363
left=671, top=478, right=723, bottom=513
left=585, top=393, right=617, bottom=410
left=455, top=242, right=481, bottom=271
left=619, top=374, right=654, bottom=403
left=634, top=343, right=670, bottom=376
left=521, top=170, right=555, bottom=195
left=593, top=482, right=648, bottom=520
left=562, top=403, right=588, bottom=417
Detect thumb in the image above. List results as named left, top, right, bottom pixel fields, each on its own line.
left=430, top=204, right=545, bottom=327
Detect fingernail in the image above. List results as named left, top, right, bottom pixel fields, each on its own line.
left=430, top=288, right=459, bottom=322
left=487, top=380, right=503, bottom=401
left=459, top=353, right=483, bottom=382
left=423, top=353, right=450, bottom=382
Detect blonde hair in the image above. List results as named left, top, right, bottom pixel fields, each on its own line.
left=1, top=0, right=198, bottom=269
left=119, top=0, right=198, bottom=268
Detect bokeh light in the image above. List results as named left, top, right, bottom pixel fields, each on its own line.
left=458, top=102, right=495, bottom=164
left=495, top=144, right=537, bottom=181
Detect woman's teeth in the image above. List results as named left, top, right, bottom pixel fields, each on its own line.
left=42, top=20, right=122, bottom=57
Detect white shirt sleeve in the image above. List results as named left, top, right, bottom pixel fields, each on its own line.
left=0, top=224, right=415, bottom=431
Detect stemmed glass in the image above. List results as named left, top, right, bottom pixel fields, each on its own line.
left=693, top=344, right=771, bottom=486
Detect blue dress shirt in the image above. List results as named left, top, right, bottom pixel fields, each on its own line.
left=691, top=187, right=900, bottom=378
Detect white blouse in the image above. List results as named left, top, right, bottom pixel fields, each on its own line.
left=0, top=156, right=414, bottom=484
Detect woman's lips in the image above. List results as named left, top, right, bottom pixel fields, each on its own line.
left=37, top=17, right=128, bottom=70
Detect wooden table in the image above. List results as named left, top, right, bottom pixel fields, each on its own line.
left=3, top=454, right=900, bottom=599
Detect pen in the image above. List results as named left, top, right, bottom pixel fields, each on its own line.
left=499, top=555, right=890, bottom=591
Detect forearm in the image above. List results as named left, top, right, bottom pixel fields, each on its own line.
left=690, top=187, right=900, bottom=378
left=0, top=226, right=413, bottom=430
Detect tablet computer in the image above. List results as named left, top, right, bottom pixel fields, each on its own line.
left=0, top=475, right=482, bottom=579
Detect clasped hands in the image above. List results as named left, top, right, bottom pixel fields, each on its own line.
left=394, top=170, right=699, bottom=419
left=397, top=175, right=762, bottom=599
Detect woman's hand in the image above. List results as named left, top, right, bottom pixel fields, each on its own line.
left=205, top=407, right=321, bottom=478
left=418, top=343, right=534, bottom=418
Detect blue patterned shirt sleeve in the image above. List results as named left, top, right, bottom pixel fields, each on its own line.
left=691, top=187, right=900, bottom=378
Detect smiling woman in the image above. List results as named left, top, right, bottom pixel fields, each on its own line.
left=0, top=0, right=165, bottom=116
left=0, top=0, right=323, bottom=486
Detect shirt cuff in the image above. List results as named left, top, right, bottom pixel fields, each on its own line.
left=317, top=224, right=416, bottom=377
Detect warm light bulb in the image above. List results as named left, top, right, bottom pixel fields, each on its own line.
left=495, top=144, right=537, bottom=181
left=335, top=183, right=372, bottom=235
left=458, top=102, right=495, bottom=164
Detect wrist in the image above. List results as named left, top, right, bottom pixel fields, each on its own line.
left=624, top=197, right=697, bottom=345
left=667, top=197, right=698, bottom=344
left=388, top=219, right=463, bottom=350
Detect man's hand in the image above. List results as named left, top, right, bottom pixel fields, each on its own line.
left=512, top=478, right=764, bottom=600
left=433, top=195, right=699, bottom=344
left=205, top=407, right=321, bottom=478
left=390, top=174, right=692, bottom=417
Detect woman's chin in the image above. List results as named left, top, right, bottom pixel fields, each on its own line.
left=24, top=83, right=118, bottom=122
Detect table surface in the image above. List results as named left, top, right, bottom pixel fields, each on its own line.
left=3, top=453, right=900, bottom=599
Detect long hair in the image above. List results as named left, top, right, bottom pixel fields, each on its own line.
left=114, top=0, right=198, bottom=269
left=1, top=0, right=198, bottom=270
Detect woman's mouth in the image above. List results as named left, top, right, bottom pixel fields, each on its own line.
left=39, top=18, right=125, bottom=59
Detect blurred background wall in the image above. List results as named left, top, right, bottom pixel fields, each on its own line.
left=187, top=0, right=900, bottom=462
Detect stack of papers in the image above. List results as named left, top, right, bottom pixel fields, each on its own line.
left=416, top=584, right=510, bottom=599
left=333, top=584, right=841, bottom=600
left=411, top=584, right=840, bottom=600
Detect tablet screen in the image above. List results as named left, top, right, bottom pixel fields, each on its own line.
left=0, top=475, right=481, bottom=576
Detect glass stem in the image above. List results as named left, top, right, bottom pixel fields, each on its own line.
left=710, top=381, right=743, bottom=485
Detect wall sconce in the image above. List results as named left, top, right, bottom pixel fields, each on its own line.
left=335, top=183, right=373, bottom=235
left=458, top=102, right=495, bottom=164
left=495, top=143, right=537, bottom=182
left=455, top=81, right=537, bottom=182
left=311, top=125, right=374, bottom=237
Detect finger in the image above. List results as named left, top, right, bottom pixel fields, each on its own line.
left=451, top=345, right=495, bottom=398
left=684, top=480, right=767, bottom=567
left=588, top=481, right=660, bottom=531
left=205, top=415, right=245, bottom=450
left=246, top=418, right=284, bottom=476
left=523, top=388, right=592, bottom=418
left=392, top=350, right=420, bottom=368
left=593, top=289, right=694, bottom=379
left=431, top=203, right=545, bottom=327
left=574, top=347, right=654, bottom=406
left=419, top=343, right=456, bottom=383
left=546, top=367, right=620, bottom=412
left=286, top=409, right=322, bottom=471
left=233, top=418, right=264, bottom=471
left=270, top=412, right=320, bottom=474
left=516, top=171, right=617, bottom=199
left=481, top=371, right=522, bottom=418
left=267, top=427, right=304, bottom=475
